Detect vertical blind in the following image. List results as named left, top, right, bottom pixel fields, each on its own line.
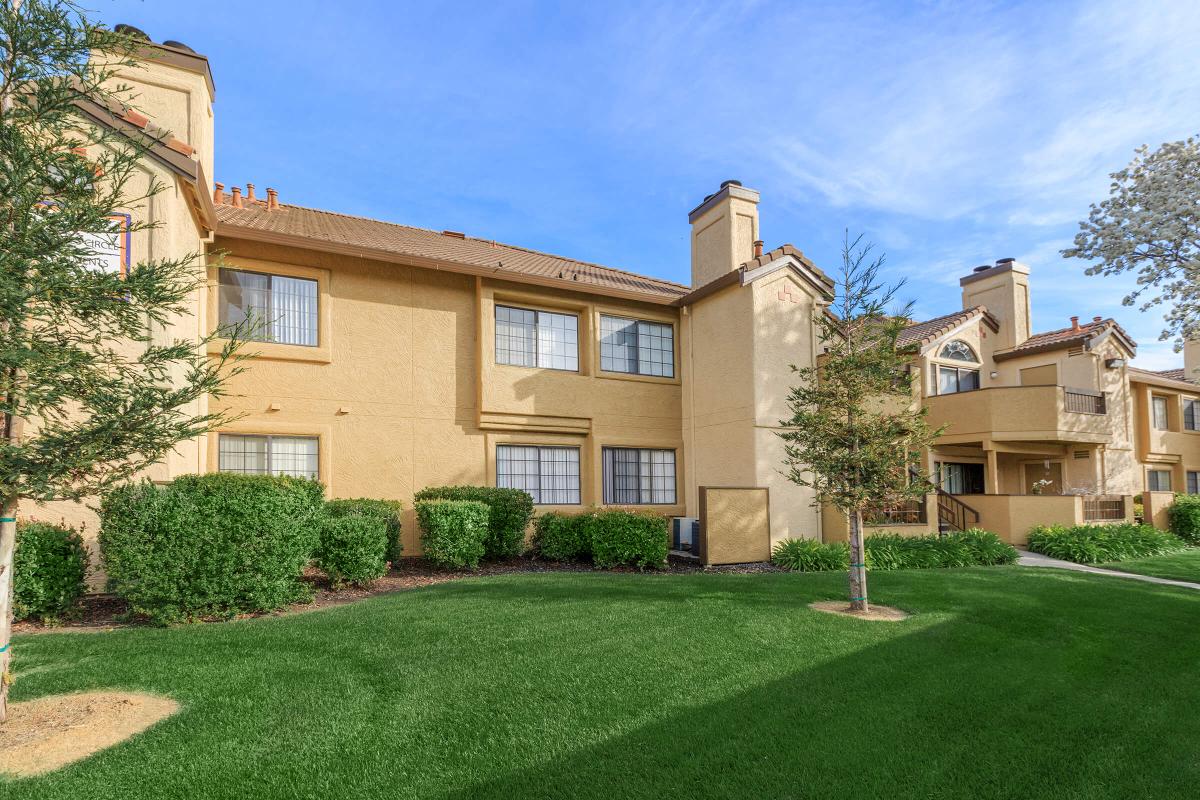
left=602, top=447, right=676, bottom=504
left=219, top=268, right=318, bottom=347
left=495, top=445, right=580, bottom=504
left=218, top=434, right=319, bottom=479
left=599, top=315, right=674, bottom=377
left=495, top=305, right=578, bottom=371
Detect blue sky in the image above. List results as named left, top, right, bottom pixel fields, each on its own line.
left=98, top=0, right=1200, bottom=368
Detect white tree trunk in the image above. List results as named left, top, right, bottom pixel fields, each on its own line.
left=847, top=510, right=869, bottom=612
left=0, top=498, right=15, bottom=722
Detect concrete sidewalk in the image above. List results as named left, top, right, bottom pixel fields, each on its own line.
left=1017, top=550, right=1200, bottom=591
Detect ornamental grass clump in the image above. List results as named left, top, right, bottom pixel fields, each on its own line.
left=771, top=538, right=850, bottom=572
left=1027, top=523, right=1186, bottom=564
left=772, top=529, right=1016, bottom=572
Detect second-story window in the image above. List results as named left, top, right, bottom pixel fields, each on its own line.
left=219, top=268, right=318, bottom=346
left=1184, top=398, right=1198, bottom=431
left=1152, top=396, right=1169, bottom=430
left=599, top=315, right=674, bottom=378
left=934, top=339, right=980, bottom=395
left=495, top=305, right=578, bottom=371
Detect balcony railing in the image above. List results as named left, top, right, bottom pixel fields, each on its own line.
left=1064, top=387, right=1106, bottom=415
left=1083, top=495, right=1127, bottom=521
left=865, top=498, right=927, bottom=526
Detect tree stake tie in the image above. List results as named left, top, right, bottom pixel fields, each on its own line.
left=0, top=644, right=9, bottom=654
left=850, top=596, right=866, bottom=602
left=0, top=517, right=14, bottom=523
left=849, top=563, right=865, bottom=568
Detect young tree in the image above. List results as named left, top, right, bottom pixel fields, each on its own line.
left=1064, top=136, right=1200, bottom=350
left=778, top=234, right=940, bottom=612
left=0, top=0, right=243, bottom=720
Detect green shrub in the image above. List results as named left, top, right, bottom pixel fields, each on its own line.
left=315, top=515, right=389, bottom=588
left=13, top=521, right=89, bottom=622
left=589, top=509, right=668, bottom=570
left=771, top=538, right=849, bottom=571
left=416, top=500, right=490, bottom=569
left=533, top=511, right=593, bottom=562
left=1168, top=495, right=1200, bottom=544
left=99, top=473, right=325, bottom=624
left=1027, top=523, right=1187, bottom=564
left=414, top=486, right=534, bottom=559
left=326, top=498, right=403, bottom=562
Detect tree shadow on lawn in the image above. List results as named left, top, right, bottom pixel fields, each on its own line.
left=443, top=569, right=1200, bottom=800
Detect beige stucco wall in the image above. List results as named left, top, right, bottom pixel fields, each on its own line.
left=1142, top=491, right=1175, bottom=530
left=208, top=238, right=687, bottom=553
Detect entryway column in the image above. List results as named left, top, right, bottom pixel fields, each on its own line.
left=985, top=447, right=1000, bottom=494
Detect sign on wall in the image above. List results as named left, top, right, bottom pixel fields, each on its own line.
left=78, top=213, right=132, bottom=277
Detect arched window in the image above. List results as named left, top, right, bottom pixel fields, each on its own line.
left=939, top=340, right=978, bottom=363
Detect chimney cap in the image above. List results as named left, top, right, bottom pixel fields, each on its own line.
left=161, top=40, right=197, bottom=53
left=1071, top=315, right=1081, bottom=331
left=720, top=179, right=743, bottom=189
left=114, top=23, right=151, bottom=41
left=996, top=257, right=1015, bottom=264
left=973, top=265, right=992, bottom=273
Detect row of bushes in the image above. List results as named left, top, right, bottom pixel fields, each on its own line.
left=770, top=529, right=1019, bottom=572
left=532, top=509, right=669, bottom=569
left=1026, top=523, right=1186, bottom=564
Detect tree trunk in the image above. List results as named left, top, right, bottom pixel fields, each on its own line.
left=847, top=509, right=869, bottom=612
left=0, top=497, right=15, bottom=723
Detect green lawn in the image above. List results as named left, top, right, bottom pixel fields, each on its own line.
left=1101, top=547, right=1200, bottom=583
left=8, top=567, right=1200, bottom=799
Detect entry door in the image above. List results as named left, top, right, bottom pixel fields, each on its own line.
left=1024, top=462, right=1063, bottom=495
left=937, top=462, right=984, bottom=494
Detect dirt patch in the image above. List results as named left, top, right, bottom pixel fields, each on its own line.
left=14, top=555, right=782, bottom=632
left=809, top=600, right=910, bottom=621
left=0, top=691, right=179, bottom=778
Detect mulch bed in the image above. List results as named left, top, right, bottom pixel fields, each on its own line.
left=14, top=554, right=782, bottom=633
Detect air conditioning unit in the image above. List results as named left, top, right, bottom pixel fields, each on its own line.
left=671, top=517, right=699, bottom=552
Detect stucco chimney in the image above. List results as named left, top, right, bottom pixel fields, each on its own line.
left=688, top=180, right=760, bottom=288
left=1185, top=340, right=1200, bottom=381
left=960, top=258, right=1032, bottom=352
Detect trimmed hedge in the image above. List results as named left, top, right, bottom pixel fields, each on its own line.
left=100, top=473, right=325, bottom=624
left=414, top=486, right=533, bottom=559
left=772, top=529, right=1018, bottom=572
left=416, top=499, right=490, bottom=569
left=326, top=498, right=403, bottom=563
left=1168, top=494, right=1200, bottom=544
left=589, top=510, right=668, bottom=570
left=771, top=538, right=849, bottom=572
left=315, top=515, right=389, bottom=588
left=533, top=511, right=593, bottom=562
left=13, top=521, right=89, bottom=622
left=1027, top=523, right=1186, bottom=564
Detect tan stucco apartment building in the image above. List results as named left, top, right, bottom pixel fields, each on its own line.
left=39, top=38, right=1200, bottom=558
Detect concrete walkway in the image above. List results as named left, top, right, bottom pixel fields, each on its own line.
left=1017, top=550, right=1200, bottom=591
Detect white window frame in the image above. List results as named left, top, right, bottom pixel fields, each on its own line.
left=599, top=314, right=675, bottom=378
left=219, top=268, right=319, bottom=347
left=935, top=365, right=980, bottom=395
left=602, top=447, right=677, bottom=505
left=495, top=444, right=581, bottom=505
left=218, top=434, right=319, bottom=479
left=494, top=305, right=579, bottom=372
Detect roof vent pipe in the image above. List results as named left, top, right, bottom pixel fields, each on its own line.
left=266, top=188, right=279, bottom=211
left=230, top=186, right=243, bottom=208
left=753, top=240, right=764, bottom=258
left=212, top=182, right=224, bottom=204
left=245, top=183, right=256, bottom=202
left=1070, top=316, right=1080, bottom=331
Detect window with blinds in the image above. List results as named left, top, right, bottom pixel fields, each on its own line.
left=1185, top=398, right=1198, bottom=431
left=1152, top=396, right=1169, bottom=430
left=219, top=268, right=318, bottom=347
left=495, top=445, right=580, bottom=504
left=602, top=447, right=676, bottom=504
left=599, top=315, right=674, bottom=377
left=495, top=305, right=579, bottom=371
left=218, top=434, right=319, bottom=479
left=1148, top=469, right=1172, bottom=492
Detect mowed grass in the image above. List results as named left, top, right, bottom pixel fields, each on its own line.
left=1100, top=547, right=1200, bottom=583
left=8, top=567, right=1200, bottom=799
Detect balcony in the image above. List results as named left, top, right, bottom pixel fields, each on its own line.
left=926, top=385, right=1113, bottom=446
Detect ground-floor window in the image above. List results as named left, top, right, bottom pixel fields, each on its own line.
left=601, top=447, right=676, bottom=505
left=1147, top=469, right=1172, bottom=492
left=218, top=434, right=319, bottom=479
left=1187, top=471, right=1199, bottom=494
left=496, top=445, right=581, bottom=505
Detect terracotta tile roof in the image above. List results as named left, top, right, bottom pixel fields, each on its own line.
left=1154, top=368, right=1187, bottom=381
left=213, top=196, right=689, bottom=303
left=740, top=244, right=834, bottom=291
left=897, top=306, right=998, bottom=349
left=993, top=318, right=1137, bottom=361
